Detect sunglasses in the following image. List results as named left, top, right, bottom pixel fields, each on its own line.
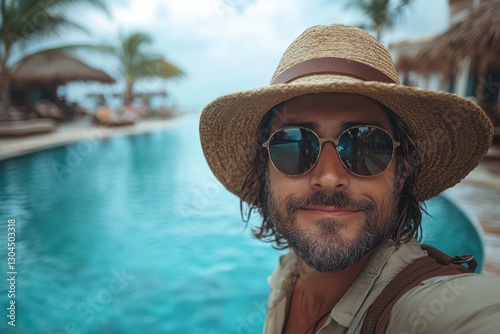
left=262, top=125, right=400, bottom=177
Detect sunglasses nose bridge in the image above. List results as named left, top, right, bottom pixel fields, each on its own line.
left=317, top=137, right=341, bottom=151
left=315, top=136, right=343, bottom=170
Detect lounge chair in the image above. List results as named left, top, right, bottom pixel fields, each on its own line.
left=0, top=119, right=57, bottom=136
left=33, top=100, right=64, bottom=120
left=93, top=106, right=135, bottom=126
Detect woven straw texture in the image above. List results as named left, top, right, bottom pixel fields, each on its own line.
left=199, top=24, right=493, bottom=203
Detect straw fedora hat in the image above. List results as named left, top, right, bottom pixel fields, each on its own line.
left=200, top=24, right=493, bottom=203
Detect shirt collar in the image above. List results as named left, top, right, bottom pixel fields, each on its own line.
left=330, top=239, right=396, bottom=327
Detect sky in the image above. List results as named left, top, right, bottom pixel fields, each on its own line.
left=64, top=0, right=450, bottom=113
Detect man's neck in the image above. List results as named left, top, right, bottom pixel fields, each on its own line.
left=296, top=250, right=373, bottom=310
left=283, top=251, right=374, bottom=334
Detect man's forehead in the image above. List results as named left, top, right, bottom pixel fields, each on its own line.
left=268, top=93, right=394, bottom=133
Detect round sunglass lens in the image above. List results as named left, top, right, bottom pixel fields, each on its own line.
left=269, top=128, right=319, bottom=175
left=338, top=127, right=394, bottom=176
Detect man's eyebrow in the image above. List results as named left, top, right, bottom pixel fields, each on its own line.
left=340, top=121, right=384, bottom=131
left=279, top=121, right=319, bottom=130
left=275, top=120, right=387, bottom=133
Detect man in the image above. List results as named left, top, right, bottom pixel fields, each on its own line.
left=200, top=24, right=500, bottom=333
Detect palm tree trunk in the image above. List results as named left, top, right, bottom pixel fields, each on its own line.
left=0, top=61, right=12, bottom=121
left=125, top=81, right=134, bottom=105
left=375, top=26, right=382, bottom=41
left=476, top=66, right=500, bottom=127
left=475, top=67, right=486, bottom=105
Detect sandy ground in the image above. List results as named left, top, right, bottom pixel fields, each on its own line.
left=1, top=117, right=499, bottom=275
left=0, top=116, right=185, bottom=160
left=445, top=157, right=500, bottom=276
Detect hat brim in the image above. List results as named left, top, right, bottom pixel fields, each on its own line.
left=200, top=79, right=493, bottom=203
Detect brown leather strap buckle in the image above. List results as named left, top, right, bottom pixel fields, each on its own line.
left=450, top=254, right=477, bottom=272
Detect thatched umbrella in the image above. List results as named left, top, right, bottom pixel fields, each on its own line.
left=397, top=0, right=500, bottom=78
left=11, top=52, right=114, bottom=86
left=9, top=52, right=114, bottom=120
left=397, top=44, right=459, bottom=79
left=395, top=54, right=418, bottom=85
left=396, top=0, right=500, bottom=129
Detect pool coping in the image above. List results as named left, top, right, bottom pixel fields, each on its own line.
left=0, top=115, right=188, bottom=161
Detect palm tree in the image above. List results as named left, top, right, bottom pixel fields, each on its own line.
left=0, top=0, right=109, bottom=120
left=116, top=32, right=183, bottom=105
left=346, top=0, right=412, bottom=41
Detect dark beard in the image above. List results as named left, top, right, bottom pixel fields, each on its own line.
left=267, top=187, right=398, bottom=273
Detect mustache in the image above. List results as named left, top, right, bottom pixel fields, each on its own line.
left=285, top=191, right=376, bottom=216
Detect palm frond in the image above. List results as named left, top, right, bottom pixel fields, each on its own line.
left=344, top=0, right=411, bottom=40
left=2, top=0, right=109, bottom=51
left=117, top=31, right=184, bottom=102
left=18, top=0, right=109, bottom=18
left=119, top=31, right=183, bottom=80
left=8, top=0, right=109, bottom=42
left=142, top=57, right=184, bottom=79
left=9, top=15, right=88, bottom=45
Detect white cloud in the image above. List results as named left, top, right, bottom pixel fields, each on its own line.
left=384, top=0, right=449, bottom=44
left=67, top=0, right=451, bottom=112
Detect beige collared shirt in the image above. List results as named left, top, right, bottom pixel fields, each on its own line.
left=263, top=238, right=500, bottom=333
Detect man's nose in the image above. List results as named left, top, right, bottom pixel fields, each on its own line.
left=309, top=141, right=350, bottom=192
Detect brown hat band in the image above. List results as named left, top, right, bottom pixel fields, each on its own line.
left=271, top=57, right=397, bottom=85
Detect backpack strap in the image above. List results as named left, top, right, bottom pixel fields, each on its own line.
left=360, top=244, right=477, bottom=334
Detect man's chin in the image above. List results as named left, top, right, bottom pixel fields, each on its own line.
left=287, top=230, right=377, bottom=273
left=297, top=248, right=368, bottom=273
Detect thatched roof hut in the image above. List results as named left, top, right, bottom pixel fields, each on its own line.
left=395, top=0, right=500, bottom=131
left=397, top=0, right=500, bottom=78
left=8, top=52, right=114, bottom=121
left=11, top=52, right=114, bottom=86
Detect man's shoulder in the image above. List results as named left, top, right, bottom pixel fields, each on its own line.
left=363, top=237, right=427, bottom=291
left=386, top=273, right=500, bottom=333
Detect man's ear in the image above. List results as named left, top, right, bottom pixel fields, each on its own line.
left=398, top=175, right=407, bottom=192
left=397, top=160, right=411, bottom=192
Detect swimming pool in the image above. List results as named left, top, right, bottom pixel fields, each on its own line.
left=0, top=116, right=483, bottom=333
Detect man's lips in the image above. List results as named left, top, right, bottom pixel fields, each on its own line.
left=300, top=206, right=361, bottom=217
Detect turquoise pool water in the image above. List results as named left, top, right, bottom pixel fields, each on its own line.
left=0, top=116, right=482, bottom=333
